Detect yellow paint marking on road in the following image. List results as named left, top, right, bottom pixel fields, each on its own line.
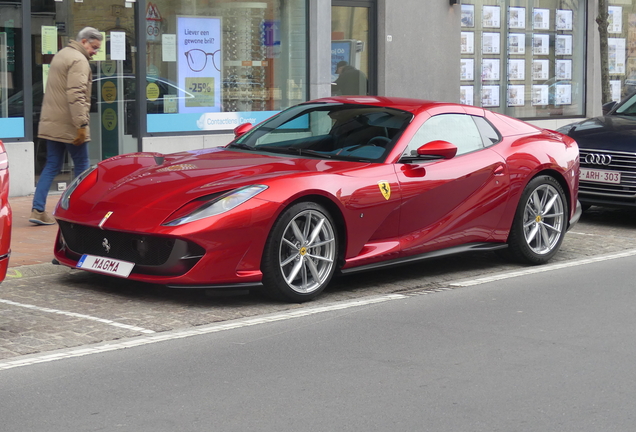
left=6, top=269, right=22, bottom=278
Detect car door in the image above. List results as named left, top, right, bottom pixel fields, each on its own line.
left=395, top=112, right=510, bottom=257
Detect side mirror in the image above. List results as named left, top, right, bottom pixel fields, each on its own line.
left=602, top=101, right=617, bottom=115
left=416, top=140, right=458, bottom=159
left=234, top=123, right=253, bottom=138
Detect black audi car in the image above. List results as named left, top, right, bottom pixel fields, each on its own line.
left=557, top=92, right=636, bottom=209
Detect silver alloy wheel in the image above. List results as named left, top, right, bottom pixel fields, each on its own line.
left=522, top=183, right=565, bottom=255
left=278, top=209, right=336, bottom=294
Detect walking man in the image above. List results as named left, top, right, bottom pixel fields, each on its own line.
left=29, top=27, right=102, bottom=225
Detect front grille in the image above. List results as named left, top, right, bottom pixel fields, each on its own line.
left=59, top=220, right=177, bottom=266
left=579, top=149, right=636, bottom=201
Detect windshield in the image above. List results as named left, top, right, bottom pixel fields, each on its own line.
left=615, top=93, right=636, bottom=116
left=230, top=103, right=413, bottom=162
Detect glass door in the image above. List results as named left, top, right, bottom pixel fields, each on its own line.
left=331, top=1, right=375, bottom=96
left=32, top=1, right=137, bottom=190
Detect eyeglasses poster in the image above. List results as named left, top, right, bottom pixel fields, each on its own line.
left=177, top=16, right=222, bottom=114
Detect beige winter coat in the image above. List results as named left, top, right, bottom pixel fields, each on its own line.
left=38, top=40, right=92, bottom=144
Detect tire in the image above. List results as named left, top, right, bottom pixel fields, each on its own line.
left=262, top=201, right=338, bottom=302
left=505, top=175, right=568, bottom=264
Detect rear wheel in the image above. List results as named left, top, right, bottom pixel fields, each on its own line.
left=262, top=202, right=338, bottom=302
left=506, top=175, right=567, bottom=264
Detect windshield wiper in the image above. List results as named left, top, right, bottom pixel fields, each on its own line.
left=260, top=146, right=332, bottom=159
left=300, top=149, right=332, bottom=159
left=227, top=142, right=254, bottom=151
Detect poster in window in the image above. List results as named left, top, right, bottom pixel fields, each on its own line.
left=461, top=4, right=475, bottom=28
left=508, top=85, right=525, bottom=106
left=481, top=85, right=500, bottom=107
left=482, top=32, right=500, bottom=54
left=461, top=58, right=474, bottom=81
left=609, top=38, right=626, bottom=74
left=508, top=33, right=526, bottom=54
left=482, top=59, right=500, bottom=81
left=555, top=35, right=573, bottom=55
left=532, top=60, right=550, bottom=80
left=533, top=9, right=550, bottom=30
left=556, top=60, right=572, bottom=80
left=508, top=59, right=525, bottom=81
left=508, top=7, right=526, bottom=29
left=532, top=85, right=549, bottom=105
left=610, top=80, right=622, bottom=102
left=556, top=10, right=573, bottom=31
left=555, top=84, right=572, bottom=105
left=41, top=26, right=58, bottom=55
left=628, top=13, right=636, bottom=57
left=460, top=85, right=474, bottom=106
left=533, top=34, right=550, bottom=55
left=483, top=6, right=501, bottom=28
left=110, top=32, right=126, bottom=61
left=177, top=16, right=222, bottom=113
left=609, top=7, right=622, bottom=34
left=461, top=32, right=474, bottom=54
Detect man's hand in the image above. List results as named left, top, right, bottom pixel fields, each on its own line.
left=72, top=127, right=87, bottom=146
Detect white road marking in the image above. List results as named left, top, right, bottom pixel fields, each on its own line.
left=3, top=249, right=636, bottom=371
left=0, top=298, right=156, bottom=334
left=0, top=294, right=405, bottom=371
left=449, top=249, right=636, bottom=287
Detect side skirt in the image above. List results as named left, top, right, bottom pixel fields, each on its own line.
left=340, top=242, right=508, bottom=275
left=167, top=282, right=264, bottom=289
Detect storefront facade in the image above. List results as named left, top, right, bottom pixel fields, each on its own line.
left=0, top=0, right=623, bottom=196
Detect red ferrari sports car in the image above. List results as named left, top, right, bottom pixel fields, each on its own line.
left=0, top=140, right=11, bottom=281
left=53, top=97, right=581, bottom=302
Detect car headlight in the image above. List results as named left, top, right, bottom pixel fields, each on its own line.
left=163, top=185, right=268, bottom=226
left=59, top=166, right=97, bottom=210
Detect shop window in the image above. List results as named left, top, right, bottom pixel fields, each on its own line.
left=607, top=2, right=636, bottom=101
left=0, top=3, right=24, bottom=139
left=459, top=0, right=586, bottom=119
left=145, top=0, right=307, bottom=133
left=331, top=5, right=371, bottom=96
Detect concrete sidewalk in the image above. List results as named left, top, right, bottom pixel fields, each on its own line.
left=8, top=195, right=60, bottom=269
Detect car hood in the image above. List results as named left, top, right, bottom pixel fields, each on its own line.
left=59, top=148, right=355, bottom=229
left=564, top=115, right=636, bottom=152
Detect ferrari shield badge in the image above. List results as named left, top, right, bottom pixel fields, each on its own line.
left=99, top=211, right=113, bottom=229
left=378, top=181, right=391, bottom=200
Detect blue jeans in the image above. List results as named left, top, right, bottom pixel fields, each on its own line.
left=32, top=139, right=89, bottom=212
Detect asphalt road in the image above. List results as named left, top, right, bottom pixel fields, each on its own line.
left=1, top=206, right=636, bottom=363
left=2, top=251, right=636, bottom=431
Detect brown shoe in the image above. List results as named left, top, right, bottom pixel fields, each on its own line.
left=29, top=209, right=56, bottom=225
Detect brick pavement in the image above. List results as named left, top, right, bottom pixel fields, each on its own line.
left=8, top=194, right=60, bottom=270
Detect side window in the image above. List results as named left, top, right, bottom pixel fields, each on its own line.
left=473, top=116, right=501, bottom=146
left=403, top=114, right=484, bottom=157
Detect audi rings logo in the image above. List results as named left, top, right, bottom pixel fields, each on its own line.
left=585, top=153, right=612, bottom=166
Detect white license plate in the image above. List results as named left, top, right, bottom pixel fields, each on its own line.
left=580, top=168, right=621, bottom=184
left=77, top=254, right=135, bottom=278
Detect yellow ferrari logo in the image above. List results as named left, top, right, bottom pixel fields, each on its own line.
left=99, top=211, right=113, bottom=229
left=378, top=181, right=391, bottom=200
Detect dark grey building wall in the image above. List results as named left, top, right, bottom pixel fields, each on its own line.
left=378, top=1, right=461, bottom=102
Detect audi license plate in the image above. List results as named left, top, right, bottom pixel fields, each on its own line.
left=580, top=168, right=621, bottom=184
left=77, top=254, right=135, bottom=278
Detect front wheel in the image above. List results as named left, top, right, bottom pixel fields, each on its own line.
left=262, top=202, right=338, bottom=302
left=505, top=175, right=568, bottom=264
